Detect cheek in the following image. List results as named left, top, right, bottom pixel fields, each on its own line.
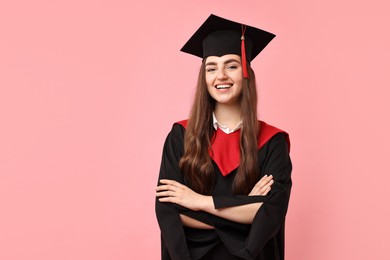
left=236, top=80, right=244, bottom=95
left=206, top=84, right=214, bottom=96
left=205, top=73, right=212, bottom=83
left=234, top=75, right=243, bottom=87
left=205, top=75, right=214, bottom=89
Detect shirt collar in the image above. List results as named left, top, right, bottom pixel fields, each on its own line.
left=212, top=112, right=243, bottom=134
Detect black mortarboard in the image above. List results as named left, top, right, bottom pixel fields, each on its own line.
left=180, top=14, right=275, bottom=78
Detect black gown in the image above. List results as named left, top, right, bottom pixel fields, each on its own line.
left=155, top=122, right=292, bottom=260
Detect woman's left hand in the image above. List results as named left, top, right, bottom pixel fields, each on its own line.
left=156, top=179, right=208, bottom=211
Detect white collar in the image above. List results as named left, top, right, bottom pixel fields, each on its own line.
left=212, top=112, right=242, bottom=134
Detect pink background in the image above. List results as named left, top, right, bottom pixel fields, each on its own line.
left=1, top=1, right=389, bottom=259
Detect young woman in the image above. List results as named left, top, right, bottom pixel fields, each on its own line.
left=155, top=14, right=292, bottom=260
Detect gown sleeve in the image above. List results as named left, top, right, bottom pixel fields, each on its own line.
left=155, top=124, right=192, bottom=260
left=210, top=133, right=292, bottom=259
left=155, top=124, right=213, bottom=259
left=213, top=195, right=269, bottom=208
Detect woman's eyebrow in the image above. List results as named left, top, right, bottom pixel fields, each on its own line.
left=205, top=59, right=240, bottom=66
left=224, top=59, right=240, bottom=64
left=205, top=61, right=217, bottom=66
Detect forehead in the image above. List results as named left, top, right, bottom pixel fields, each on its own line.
left=205, top=54, right=241, bottom=64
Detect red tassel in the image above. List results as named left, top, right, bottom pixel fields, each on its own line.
left=241, top=25, right=249, bottom=78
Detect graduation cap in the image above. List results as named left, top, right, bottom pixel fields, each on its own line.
left=181, top=14, right=275, bottom=78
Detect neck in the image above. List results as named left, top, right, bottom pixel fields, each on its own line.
left=214, top=103, right=242, bottom=129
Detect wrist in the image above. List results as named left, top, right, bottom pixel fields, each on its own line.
left=199, top=195, right=214, bottom=212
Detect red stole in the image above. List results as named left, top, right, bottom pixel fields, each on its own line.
left=177, top=120, right=289, bottom=176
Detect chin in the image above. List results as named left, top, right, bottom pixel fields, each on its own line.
left=215, top=99, right=239, bottom=106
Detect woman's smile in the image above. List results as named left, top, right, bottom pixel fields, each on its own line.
left=215, top=83, right=233, bottom=89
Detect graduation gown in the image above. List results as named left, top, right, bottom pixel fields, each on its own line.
left=155, top=120, right=292, bottom=260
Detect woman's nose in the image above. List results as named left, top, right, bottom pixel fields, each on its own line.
left=217, top=69, right=227, bottom=80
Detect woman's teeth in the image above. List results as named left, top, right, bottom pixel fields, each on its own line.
left=216, top=84, right=231, bottom=89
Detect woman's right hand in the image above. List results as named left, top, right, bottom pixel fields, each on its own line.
left=248, top=175, right=274, bottom=196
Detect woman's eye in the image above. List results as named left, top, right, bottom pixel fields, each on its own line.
left=206, top=68, right=216, bottom=73
left=227, top=65, right=237, bottom=70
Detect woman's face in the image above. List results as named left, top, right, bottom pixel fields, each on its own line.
left=205, top=54, right=244, bottom=106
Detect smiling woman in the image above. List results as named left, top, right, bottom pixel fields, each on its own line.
left=155, top=14, right=292, bottom=260
left=205, top=55, right=244, bottom=109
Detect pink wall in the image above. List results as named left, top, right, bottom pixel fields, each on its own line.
left=1, top=1, right=389, bottom=259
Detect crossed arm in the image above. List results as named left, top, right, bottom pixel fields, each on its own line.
left=155, top=175, right=274, bottom=227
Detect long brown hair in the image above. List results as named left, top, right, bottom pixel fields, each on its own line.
left=179, top=60, right=259, bottom=195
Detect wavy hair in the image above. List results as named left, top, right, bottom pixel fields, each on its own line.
left=179, top=60, right=259, bottom=195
